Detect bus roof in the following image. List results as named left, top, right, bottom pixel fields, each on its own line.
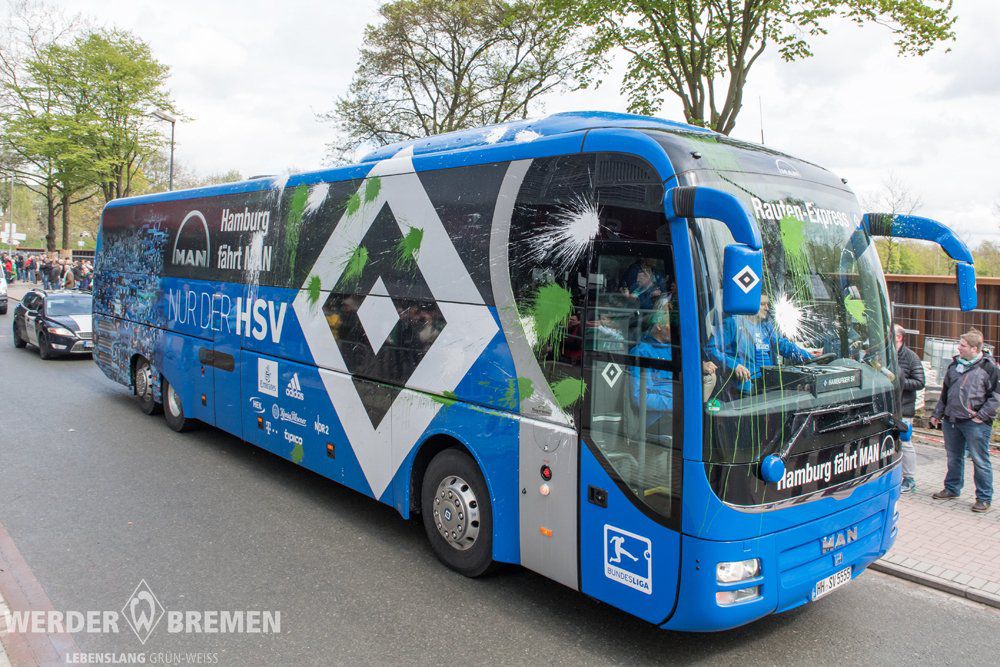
left=100, top=112, right=731, bottom=210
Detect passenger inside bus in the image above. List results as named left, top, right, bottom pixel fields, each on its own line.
left=707, top=293, right=815, bottom=394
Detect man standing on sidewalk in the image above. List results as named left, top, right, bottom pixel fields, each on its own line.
left=930, top=329, right=1000, bottom=513
left=896, top=324, right=925, bottom=492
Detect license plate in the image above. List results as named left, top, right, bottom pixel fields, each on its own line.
left=812, top=566, right=852, bottom=601
left=82, top=341, right=93, bottom=349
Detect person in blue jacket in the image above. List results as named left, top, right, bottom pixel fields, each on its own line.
left=630, top=304, right=675, bottom=431
left=709, top=293, right=814, bottom=391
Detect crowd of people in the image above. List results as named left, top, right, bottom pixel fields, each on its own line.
left=1, top=252, right=94, bottom=291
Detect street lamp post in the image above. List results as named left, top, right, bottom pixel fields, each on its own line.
left=151, top=110, right=176, bottom=191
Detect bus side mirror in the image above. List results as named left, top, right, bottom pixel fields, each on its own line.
left=666, top=186, right=763, bottom=315
left=863, top=213, right=978, bottom=311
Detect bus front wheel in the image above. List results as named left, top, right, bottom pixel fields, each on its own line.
left=420, top=449, right=495, bottom=577
left=162, top=378, right=193, bottom=432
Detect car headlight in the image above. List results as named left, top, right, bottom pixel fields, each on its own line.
left=47, top=326, right=74, bottom=337
left=716, top=558, right=761, bottom=583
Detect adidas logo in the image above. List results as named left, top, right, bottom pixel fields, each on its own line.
left=285, top=373, right=304, bottom=400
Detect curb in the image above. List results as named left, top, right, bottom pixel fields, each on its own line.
left=870, top=560, right=1000, bottom=609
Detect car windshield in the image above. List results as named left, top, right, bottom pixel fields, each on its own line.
left=46, top=295, right=91, bottom=317
left=686, top=169, right=899, bottom=463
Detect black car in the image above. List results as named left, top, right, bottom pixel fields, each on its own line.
left=12, top=290, right=94, bottom=359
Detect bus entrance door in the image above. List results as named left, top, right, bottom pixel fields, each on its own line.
left=577, top=243, right=681, bottom=623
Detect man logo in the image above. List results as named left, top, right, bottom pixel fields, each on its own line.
left=286, top=373, right=304, bottom=400
left=775, top=159, right=801, bottom=178
left=172, top=210, right=211, bottom=268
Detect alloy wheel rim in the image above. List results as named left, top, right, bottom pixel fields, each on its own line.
left=432, top=475, right=481, bottom=551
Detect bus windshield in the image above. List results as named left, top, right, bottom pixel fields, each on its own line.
left=686, top=169, right=899, bottom=484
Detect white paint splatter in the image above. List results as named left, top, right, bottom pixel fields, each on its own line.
left=519, top=314, right=538, bottom=349
left=484, top=127, right=506, bottom=144
left=514, top=130, right=541, bottom=143
left=244, top=231, right=266, bottom=303
left=305, top=183, right=330, bottom=215
left=523, top=194, right=601, bottom=276
left=773, top=293, right=803, bottom=339
left=772, top=292, right=825, bottom=346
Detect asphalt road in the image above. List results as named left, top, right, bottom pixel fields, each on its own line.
left=1, top=290, right=999, bottom=665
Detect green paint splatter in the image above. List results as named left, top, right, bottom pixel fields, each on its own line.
left=499, top=377, right=534, bottom=409
left=364, top=176, right=381, bottom=203
left=307, top=275, right=322, bottom=307
left=285, top=185, right=309, bottom=272
left=431, top=390, right=459, bottom=407
left=778, top=215, right=812, bottom=298
left=346, top=192, right=361, bottom=216
left=291, top=442, right=304, bottom=464
left=845, top=296, right=867, bottom=324
left=342, top=246, right=368, bottom=286
left=525, top=283, right=573, bottom=357
left=550, top=377, right=587, bottom=409
left=395, top=226, right=424, bottom=268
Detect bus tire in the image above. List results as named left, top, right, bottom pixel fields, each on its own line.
left=162, top=378, right=193, bottom=432
left=133, top=358, right=161, bottom=415
left=421, top=448, right=495, bottom=577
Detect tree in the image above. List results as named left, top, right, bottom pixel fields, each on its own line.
left=557, top=0, right=955, bottom=134
left=0, top=0, right=84, bottom=250
left=45, top=29, right=179, bottom=203
left=322, top=0, right=592, bottom=160
left=863, top=173, right=921, bottom=274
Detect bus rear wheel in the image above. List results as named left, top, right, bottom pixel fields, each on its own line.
left=133, top=358, right=161, bottom=415
left=163, top=378, right=193, bottom=432
left=420, top=449, right=495, bottom=577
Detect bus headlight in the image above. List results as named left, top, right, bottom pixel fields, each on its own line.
left=716, top=587, right=761, bottom=605
left=716, top=558, right=760, bottom=583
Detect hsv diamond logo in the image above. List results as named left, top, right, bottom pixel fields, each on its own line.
left=121, top=579, right=165, bottom=644
left=733, top=265, right=760, bottom=294
left=601, top=362, right=623, bottom=389
left=292, top=147, right=498, bottom=498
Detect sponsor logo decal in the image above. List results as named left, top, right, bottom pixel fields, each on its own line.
left=172, top=211, right=210, bottom=268
left=286, top=373, right=304, bottom=400
left=822, top=526, right=858, bottom=553
left=313, top=417, right=330, bottom=435
left=272, top=405, right=306, bottom=427
left=258, top=358, right=279, bottom=397
left=603, top=524, right=652, bottom=594
left=249, top=396, right=265, bottom=414
left=775, top=158, right=802, bottom=178
left=284, top=430, right=303, bottom=446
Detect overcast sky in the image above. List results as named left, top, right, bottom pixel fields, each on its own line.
left=22, top=0, right=1000, bottom=246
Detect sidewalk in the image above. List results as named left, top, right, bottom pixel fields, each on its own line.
left=872, top=429, right=1000, bottom=608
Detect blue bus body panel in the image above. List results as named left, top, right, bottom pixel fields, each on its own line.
left=579, top=444, right=680, bottom=624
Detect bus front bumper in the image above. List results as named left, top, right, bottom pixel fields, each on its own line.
left=662, top=486, right=900, bottom=632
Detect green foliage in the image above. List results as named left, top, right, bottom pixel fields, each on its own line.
left=41, top=30, right=180, bottom=203
left=553, top=0, right=956, bottom=134
left=322, top=0, right=593, bottom=161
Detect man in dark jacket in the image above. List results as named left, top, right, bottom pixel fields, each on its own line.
left=930, top=329, right=999, bottom=513
left=895, top=325, right=925, bottom=492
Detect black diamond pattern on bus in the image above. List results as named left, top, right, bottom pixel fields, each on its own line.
left=323, top=203, right=446, bottom=428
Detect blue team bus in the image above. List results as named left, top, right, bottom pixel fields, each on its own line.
left=92, top=112, right=978, bottom=631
